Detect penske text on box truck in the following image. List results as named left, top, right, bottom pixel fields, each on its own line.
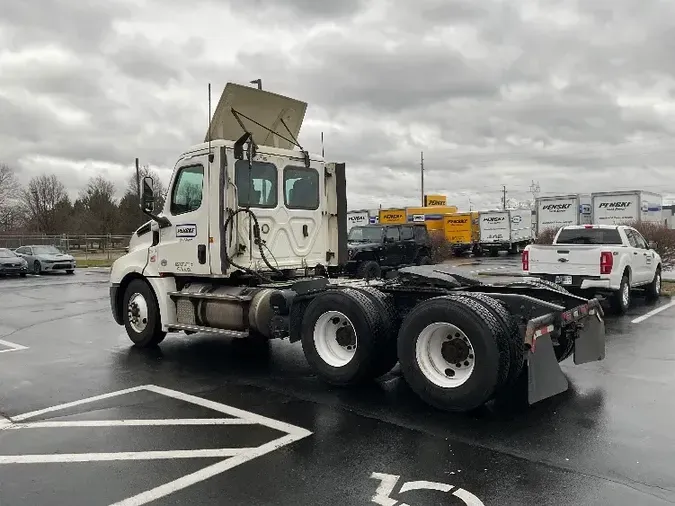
left=479, top=209, right=532, bottom=254
left=591, top=191, right=662, bottom=225
left=535, top=194, right=591, bottom=234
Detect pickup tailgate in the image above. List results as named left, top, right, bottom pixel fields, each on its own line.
left=528, top=244, right=602, bottom=276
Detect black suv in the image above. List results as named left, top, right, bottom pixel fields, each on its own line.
left=345, top=223, right=432, bottom=279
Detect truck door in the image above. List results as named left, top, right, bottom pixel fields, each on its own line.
left=623, top=229, right=648, bottom=284
left=399, top=225, right=416, bottom=263
left=383, top=226, right=403, bottom=266
left=158, top=157, right=211, bottom=275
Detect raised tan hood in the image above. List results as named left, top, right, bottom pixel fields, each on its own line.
left=205, top=82, right=308, bottom=150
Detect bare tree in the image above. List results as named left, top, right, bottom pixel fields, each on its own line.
left=20, top=174, right=69, bottom=234
left=0, top=163, right=20, bottom=209
left=78, top=175, right=119, bottom=234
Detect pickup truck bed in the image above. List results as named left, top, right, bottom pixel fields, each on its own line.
left=523, top=225, right=662, bottom=313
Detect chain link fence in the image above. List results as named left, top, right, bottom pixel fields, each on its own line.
left=0, top=234, right=131, bottom=263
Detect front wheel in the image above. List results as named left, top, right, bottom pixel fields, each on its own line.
left=122, top=279, right=166, bottom=347
left=356, top=260, right=381, bottom=280
left=33, top=260, right=41, bottom=274
left=66, top=270, right=75, bottom=275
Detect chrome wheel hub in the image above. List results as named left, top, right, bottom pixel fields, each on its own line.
left=127, top=293, right=149, bottom=333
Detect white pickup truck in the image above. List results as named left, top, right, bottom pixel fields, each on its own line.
left=523, top=224, right=662, bottom=313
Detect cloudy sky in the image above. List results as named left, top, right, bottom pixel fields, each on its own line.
left=2, top=0, right=675, bottom=211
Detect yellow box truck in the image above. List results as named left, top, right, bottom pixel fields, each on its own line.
left=444, top=212, right=479, bottom=254
left=405, top=206, right=458, bottom=234
left=378, top=208, right=407, bottom=224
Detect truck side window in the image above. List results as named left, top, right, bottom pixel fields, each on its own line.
left=413, top=227, right=427, bottom=241
left=385, top=227, right=400, bottom=242
left=632, top=230, right=649, bottom=249
left=235, top=160, right=277, bottom=208
left=284, top=166, right=319, bottom=210
left=400, top=226, right=414, bottom=240
left=170, top=164, right=204, bottom=215
left=624, top=229, right=639, bottom=248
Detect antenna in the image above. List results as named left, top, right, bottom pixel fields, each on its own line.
left=207, top=83, right=214, bottom=164
left=321, top=131, right=325, bottom=158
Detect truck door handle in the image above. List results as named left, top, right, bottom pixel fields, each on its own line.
left=197, top=244, right=206, bottom=264
left=634, top=252, right=638, bottom=255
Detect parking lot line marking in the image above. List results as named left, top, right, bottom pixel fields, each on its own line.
left=109, top=433, right=308, bottom=506
left=3, top=385, right=313, bottom=505
left=0, top=448, right=249, bottom=464
left=143, top=384, right=312, bottom=437
left=12, top=385, right=146, bottom=422
left=8, top=418, right=253, bottom=429
left=0, top=339, right=28, bottom=354
left=631, top=300, right=675, bottom=324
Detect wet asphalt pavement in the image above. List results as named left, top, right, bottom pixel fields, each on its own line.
left=1, top=261, right=674, bottom=506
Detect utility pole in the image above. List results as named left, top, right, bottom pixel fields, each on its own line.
left=420, top=151, right=425, bottom=206
left=502, top=185, right=507, bottom=210
left=529, top=179, right=540, bottom=206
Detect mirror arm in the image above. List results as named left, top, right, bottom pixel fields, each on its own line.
left=142, top=209, right=172, bottom=228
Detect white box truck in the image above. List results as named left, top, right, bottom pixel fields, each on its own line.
left=535, top=194, right=592, bottom=235
left=479, top=209, right=533, bottom=255
left=346, top=210, right=370, bottom=231
left=591, top=190, right=662, bottom=225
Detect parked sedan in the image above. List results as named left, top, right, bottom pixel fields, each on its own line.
left=14, top=245, right=76, bottom=274
left=0, top=248, right=28, bottom=277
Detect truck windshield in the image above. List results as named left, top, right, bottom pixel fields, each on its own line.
left=556, top=228, right=623, bottom=245
left=348, top=227, right=383, bottom=242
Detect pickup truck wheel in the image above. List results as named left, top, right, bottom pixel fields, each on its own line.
left=356, top=260, right=381, bottom=280
left=122, top=279, right=166, bottom=347
left=646, top=267, right=662, bottom=301
left=611, top=275, right=631, bottom=314
left=397, top=296, right=510, bottom=412
left=301, top=289, right=389, bottom=385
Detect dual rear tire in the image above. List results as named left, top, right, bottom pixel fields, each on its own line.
left=300, top=288, right=522, bottom=412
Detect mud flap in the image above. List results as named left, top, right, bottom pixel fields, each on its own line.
left=527, top=334, right=569, bottom=405
left=574, top=312, right=606, bottom=365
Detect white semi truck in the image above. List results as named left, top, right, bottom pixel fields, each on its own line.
left=535, top=194, right=592, bottom=235
left=591, top=190, right=663, bottom=225
left=109, top=83, right=606, bottom=412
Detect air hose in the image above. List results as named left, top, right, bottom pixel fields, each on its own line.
left=223, top=208, right=287, bottom=282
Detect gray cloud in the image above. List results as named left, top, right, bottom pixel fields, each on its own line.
left=2, top=0, right=675, bottom=211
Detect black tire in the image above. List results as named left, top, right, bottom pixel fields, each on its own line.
left=352, top=286, right=400, bottom=378
left=19, top=273, right=26, bottom=278
left=122, top=279, right=166, bottom=347
left=489, top=248, right=499, bottom=257
left=646, top=266, right=662, bottom=301
left=33, top=260, right=41, bottom=274
left=356, top=260, right=381, bottom=280
left=66, top=270, right=75, bottom=275
left=455, top=293, right=524, bottom=390
left=610, top=274, right=631, bottom=315
left=397, top=295, right=511, bottom=412
left=300, top=288, right=390, bottom=386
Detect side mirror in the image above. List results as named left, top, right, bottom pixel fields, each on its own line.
left=649, top=241, right=656, bottom=249
left=141, top=176, right=155, bottom=212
